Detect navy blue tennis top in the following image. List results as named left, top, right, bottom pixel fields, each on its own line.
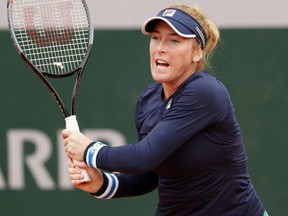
left=95, top=71, right=265, bottom=215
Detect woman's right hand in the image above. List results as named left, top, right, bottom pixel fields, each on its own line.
left=68, top=158, right=103, bottom=193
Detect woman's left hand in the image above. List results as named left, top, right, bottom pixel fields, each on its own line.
left=62, top=129, right=92, bottom=161
left=67, top=158, right=104, bottom=193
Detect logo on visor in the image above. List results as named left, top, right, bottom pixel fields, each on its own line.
left=163, top=9, right=176, bottom=17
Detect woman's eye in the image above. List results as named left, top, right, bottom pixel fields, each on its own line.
left=151, top=36, right=159, bottom=40
left=171, top=39, right=180, bottom=43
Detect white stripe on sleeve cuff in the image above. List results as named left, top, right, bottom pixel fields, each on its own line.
left=85, top=141, right=106, bottom=169
left=95, top=173, right=119, bottom=199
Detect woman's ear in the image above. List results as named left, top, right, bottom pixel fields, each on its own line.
left=192, top=42, right=203, bottom=63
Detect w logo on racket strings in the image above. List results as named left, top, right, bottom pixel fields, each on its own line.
left=23, top=1, right=74, bottom=47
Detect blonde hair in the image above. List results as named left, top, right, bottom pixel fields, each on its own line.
left=169, top=5, right=220, bottom=71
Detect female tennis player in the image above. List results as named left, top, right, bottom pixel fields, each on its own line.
left=63, top=4, right=269, bottom=216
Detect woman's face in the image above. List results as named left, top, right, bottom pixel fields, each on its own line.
left=149, top=21, right=202, bottom=93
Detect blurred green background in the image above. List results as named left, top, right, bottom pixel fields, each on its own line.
left=0, top=29, right=287, bottom=215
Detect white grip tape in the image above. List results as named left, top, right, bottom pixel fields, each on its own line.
left=65, top=115, right=80, bottom=131
left=65, top=115, right=91, bottom=183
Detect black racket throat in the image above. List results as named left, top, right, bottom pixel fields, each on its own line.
left=19, top=52, right=84, bottom=118
left=39, top=67, right=83, bottom=118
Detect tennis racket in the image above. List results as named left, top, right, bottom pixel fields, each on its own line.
left=7, top=0, right=94, bottom=182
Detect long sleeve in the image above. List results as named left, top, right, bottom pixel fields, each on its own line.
left=114, top=172, right=158, bottom=197
left=95, top=73, right=229, bottom=174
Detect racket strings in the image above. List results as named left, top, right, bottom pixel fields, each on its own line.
left=11, top=0, right=91, bottom=75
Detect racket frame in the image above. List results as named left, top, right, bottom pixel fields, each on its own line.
left=7, top=0, right=94, bottom=118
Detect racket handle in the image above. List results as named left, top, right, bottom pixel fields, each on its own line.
left=65, top=115, right=91, bottom=183
left=65, top=115, right=80, bottom=131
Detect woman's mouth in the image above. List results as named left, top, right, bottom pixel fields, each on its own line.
left=156, top=59, right=169, bottom=67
